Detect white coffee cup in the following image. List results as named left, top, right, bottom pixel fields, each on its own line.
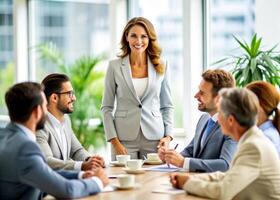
left=147, top=153, right=160, bottom=161
left=126, top=159, right=143, bottom=170
left=116, top=155, right=131, bottom=164
left=117, top=174, right=135, bottom=188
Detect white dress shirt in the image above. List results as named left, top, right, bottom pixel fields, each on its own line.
left=132, top=77, right=148, bottom=99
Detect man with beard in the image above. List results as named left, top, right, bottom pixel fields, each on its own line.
left=0, top=82, right=109, bottom=199
left=158, top=69, right=237, bottom=172
left=36, top=73, right=105, bottom=171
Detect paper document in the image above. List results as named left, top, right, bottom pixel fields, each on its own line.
left=152, top=183, right=185, bottom=194
left=145, top=164, right=180, bottom=172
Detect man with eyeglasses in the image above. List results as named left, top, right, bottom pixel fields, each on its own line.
left=0, top=82, right=108, bottom=199
left=36, top=73, right=105, bottom=171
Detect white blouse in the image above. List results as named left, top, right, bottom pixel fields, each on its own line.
left=132, top=77, right=148, bottom=99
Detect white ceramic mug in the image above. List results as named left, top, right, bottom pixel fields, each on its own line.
left=117, top=174, right=135, bottom=188
left=126, top=159, right=143, bottom=170
left=116, top=155, right=131, bottom=164
left=147, top=153, right=160, bottom=161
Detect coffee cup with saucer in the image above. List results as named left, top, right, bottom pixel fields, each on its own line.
left=113, top=174, right=140, bottom=190
left=144, top=153, right=163, bottom=165
left=110, top=155, right=131, bottom=166
left=123, top=159, right=146, bottom=174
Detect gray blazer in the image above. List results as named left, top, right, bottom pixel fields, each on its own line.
left=101, top=56, right=174, bottom=142
left=181, top=113, right=237, bottom=172
left=0, top=123, right=100, bottom=199
left=36, top=114, right=90, bottom=170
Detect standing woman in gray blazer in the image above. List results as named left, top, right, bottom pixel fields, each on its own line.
left=101, top=17, right=174, bottom=160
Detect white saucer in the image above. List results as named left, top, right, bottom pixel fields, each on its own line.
left=110, top=161, right=125, bottom=167
left=122, top=167, right=146, bottom=174
left=144, top=159, right=163, bottom=165
left=112, top=183, right=141, bottom=190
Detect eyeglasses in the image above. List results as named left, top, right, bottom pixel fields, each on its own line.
left=55, top=90, right=75, bottom=98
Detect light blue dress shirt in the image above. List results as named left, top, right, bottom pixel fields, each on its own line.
left=259, top=120, right=280, bottom=157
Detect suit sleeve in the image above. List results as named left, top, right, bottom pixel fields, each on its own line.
left=160, top=61, right=174, bottom=136
left=189, top=136, right=237, bottom=172
left=180, top=138, right=194, bottom=157
left=184, top=143, right=260, bottom=200
left=17, top=141, right=101, bottom=199
left=36, top=129, right=76, bottom=170
left=101, top=62, right=118, bottom=141
left=56, top=170, right=79, bottom=179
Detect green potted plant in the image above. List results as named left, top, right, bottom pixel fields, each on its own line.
left=213, top=34, right=280, bottom=87
left=36, top=42, right=107, bottom=149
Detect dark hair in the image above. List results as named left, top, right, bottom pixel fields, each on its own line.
left=41, top=73, right=70, bottom=102
left=202, top=69, right=235, bottom=96
left=118, top=17, right=164, bottom=74
left=5, top=82, right=43, bottom=123
left=246, top=81, right=280, bottom=132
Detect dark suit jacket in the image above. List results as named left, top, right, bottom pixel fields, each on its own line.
left=181, top=113, right=237, bottom=172
left=0, top=123, right=100, bottom=200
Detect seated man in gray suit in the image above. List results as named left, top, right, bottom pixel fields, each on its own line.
left=0, top=82, right=109, bottom=199
left=36, top=73, right=105, bottom=170
left=158, top=69, right=237, bottom=172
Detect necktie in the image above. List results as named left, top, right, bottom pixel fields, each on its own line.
left=200, top=118, right=215, bottom=146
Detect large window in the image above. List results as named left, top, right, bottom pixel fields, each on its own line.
left=208, top=0, right=255, bottom=66
left=129, top=0, right=183, bottom=128
left=0, top=0, right=15, bottom=115
left=29, top=0, right=110, bottom=81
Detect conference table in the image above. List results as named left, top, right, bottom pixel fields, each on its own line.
left=78, top=164, right=208, bottom=200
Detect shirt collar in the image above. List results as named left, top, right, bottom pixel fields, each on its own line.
left=14, top=123, right=36, bottom=142
left=238, top=125, right=258, bottom=144
left=47, top=111, right=65, bottom=127
left=259, top=120, right=274, bottom=131
left=210, top=113, right=218, bottom=123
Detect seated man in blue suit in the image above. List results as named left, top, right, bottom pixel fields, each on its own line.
left=158, top=69, right=237, bottom=172
left=0, top=82, right=109, bottom=199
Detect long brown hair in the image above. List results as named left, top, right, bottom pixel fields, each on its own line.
left=246, top=81, right=280, bottom=132
left=118, top=17, right=164, bottom=74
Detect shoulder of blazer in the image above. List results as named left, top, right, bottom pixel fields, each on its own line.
left=197, top=113, right=211, bottom=125
left=39, top=115, right=56, bottom=139
left=109, top=57, right=123, bottom=67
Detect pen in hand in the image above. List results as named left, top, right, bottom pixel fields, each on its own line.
left=167, top=143, right=179, bottom=168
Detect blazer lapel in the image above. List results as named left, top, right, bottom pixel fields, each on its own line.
left=141, top=57, right=155, bottom=101
left=193, top=115, right=210, bottom=157
left=46, top=116, right=65, bottom=160
left=121, top=56, right=141, bottom=104
left=198, top=122, right=219, bottom=156
left=194, top=123, right=206, bottom=157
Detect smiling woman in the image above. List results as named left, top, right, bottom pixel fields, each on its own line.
left=101, top=17, right=174, bottom=160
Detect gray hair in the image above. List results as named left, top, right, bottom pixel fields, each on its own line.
left=219, top=88, right=259, bottom=127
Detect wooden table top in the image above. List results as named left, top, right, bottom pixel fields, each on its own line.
left=78, top=164, right=208, bottom=200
